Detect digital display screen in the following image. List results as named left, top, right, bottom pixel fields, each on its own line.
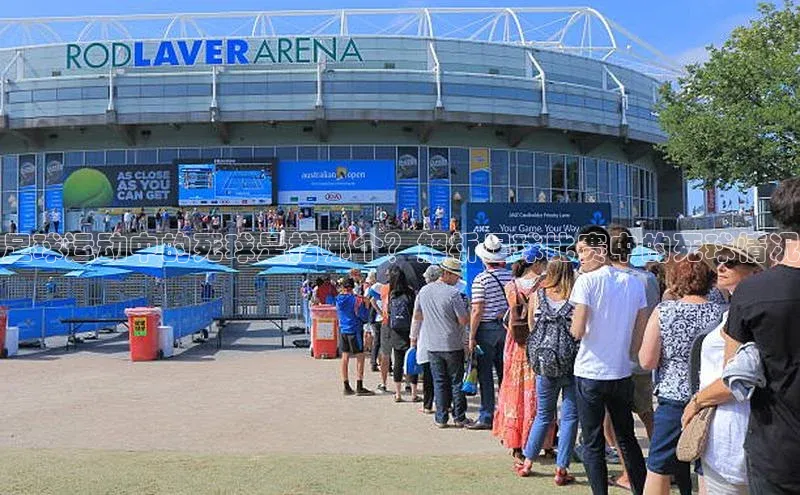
left=177, top=158, right=276, bottom=206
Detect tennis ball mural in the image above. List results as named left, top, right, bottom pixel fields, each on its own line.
left=63, top=168, right=114, bottom=208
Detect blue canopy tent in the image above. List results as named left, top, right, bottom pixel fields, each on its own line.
left=257, top=266, right=351, bottom=276
left=630, top=245, right=664, bottom=268
left=365, top=245, right=448, bottom=268
left=253, top=249, right=363, bottom=272
left=0, top=245, right=85, bottom=307
left=105, top=245, right=237, bottom=307
left=65, top=259, right=134, bottom=306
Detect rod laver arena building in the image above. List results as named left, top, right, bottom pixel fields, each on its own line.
left=0, top=8, right=685, bottom=233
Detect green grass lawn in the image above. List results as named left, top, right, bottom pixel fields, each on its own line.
left=0, top=449, right=636, bottom=494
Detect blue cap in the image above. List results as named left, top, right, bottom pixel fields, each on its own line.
left=523, top=245, right=546, bottom=263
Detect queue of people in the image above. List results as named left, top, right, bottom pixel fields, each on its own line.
left=324, top=176, right=800, bottom=494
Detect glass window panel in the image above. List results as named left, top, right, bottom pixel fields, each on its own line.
left=254, top=147, right=274, bottom=158
left=2, top=156, right=17, bottom=192
left=186, top=84, right=212, bottom=97
left=535, top=188, right=550, bottom=202
left=534, top=152, right=549, bottom=190
left=509, top=152, right=517, bottom=191
left=566, top=156, right=579, bottom=190
left=609, top=162, right=618, bottom=195
left=116, top=86, right=139, bottom=98
left=32, top=89, right=57, bottom=102
left=82, top=86, right=108, bottom=99
left=491, top=150, right=509, bottom=188
left=230, top=147, right=254, bottom=159
left=178, top=148, right=201, bottom=159
left=550, top=154, right=565, bottom=192
left=492, top=186, right=509, bottom=202
left=85, top=151, right=104, bottom=165
left=8, top=91, right=31, bottom=103
left=352, top=146, right=374, bottom=160
left=136, top=149, right=157, bottom=164
left=106, top=150, right=126, bottom=165
left=375, top=146, right=395, bottom=160
left=518, top=188, right=535, bottom=203
left=329, top=146, right=350, bottom=160
left=201, top=148, right=222, bottom=159
left=565, top=94, right=584, bottom=106
left=450, top=148, right=469, bottom=185
left=158, top=148, right=179, bottom=163
left=632, top=168, right=642, bottom=198
left=163, top=85, right=187, bottom=97
left=517, top=151, right=533, bottom=188
left=584, top=158, right=598, bottom=192
left=618, top=164, right=629, bottom=197
left=65, top=152, right=84, bottom=167
left=598, top=160, right=609, bottom=192
left=298, top=146, right=318, bottom=160
left=567, top=191, right=581, bottom=203
left=419, top=147, right=428, bottom=183
left=56, top=87, right=82, bottom=100
left=276, top=147, right=297, bottom=161
left=139, top=85, right=164, bottom=98
left=219, top=83, right=244, bottom=96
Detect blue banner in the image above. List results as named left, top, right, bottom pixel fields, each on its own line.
left=396, top=147, right=419, bottom=217
left=428, top=148, right=450, bottom=231
left=163, top=299, right=222, bottom=339
left=461, top=202, right=611, bottom=296
left=18, top=186, right=37, bottom=234
left=277, top=160, right=396, bottom=204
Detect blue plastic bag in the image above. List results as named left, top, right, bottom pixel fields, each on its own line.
left=462, top=353, right=478, bottom=396
left=404, top=348, right=421, bottom=376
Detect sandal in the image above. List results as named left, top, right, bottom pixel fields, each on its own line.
left=554, top=468, right=575, bottom=486
left=394, top=396, right=404, bottom=403
left=514, top=461, right=533, bottom=478
left=608, top=475, right=631, bottom=490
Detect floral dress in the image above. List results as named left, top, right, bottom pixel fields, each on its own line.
left=493, top=276, right=554, bottom=451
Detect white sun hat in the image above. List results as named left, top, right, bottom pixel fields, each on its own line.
left=475, top=234, right=508, bottom=263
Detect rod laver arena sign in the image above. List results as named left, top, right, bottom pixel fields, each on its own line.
left=66, top=37, right=364, bottom=69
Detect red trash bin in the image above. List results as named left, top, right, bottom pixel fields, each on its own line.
left=0, top=306, right=8, bottom=359
left=310, top=304, right=339, bottom=359
left=125, top=307, right=162, bottom=362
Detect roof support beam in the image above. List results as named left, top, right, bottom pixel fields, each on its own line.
left=105, top=109, right=136, bottom=146
left=314, top=106, right=328, bottom=142
left=568, top=131, right=606, bottom=155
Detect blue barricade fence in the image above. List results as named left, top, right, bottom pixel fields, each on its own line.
left=0, top=297, right=76, bottom=309
left=11, top=298, right=147, bottom=341
left=162, top=299, right=223, bottom=340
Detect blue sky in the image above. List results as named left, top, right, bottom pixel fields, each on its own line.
left=7, top=0, right=763, bottom=214
left=4, top=0, right=761, bottom=64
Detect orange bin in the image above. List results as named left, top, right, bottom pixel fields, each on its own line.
left=0, top=306, right=7, bottom=359
left=125, top=307, right=162, bottom=362
left=310, top=304, right=339, bottom=359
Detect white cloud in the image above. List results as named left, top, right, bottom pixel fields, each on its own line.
left=676, top=45, right=711, bottom=66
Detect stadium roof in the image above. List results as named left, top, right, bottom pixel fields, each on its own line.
left=0, top=7, right=684, bottom=79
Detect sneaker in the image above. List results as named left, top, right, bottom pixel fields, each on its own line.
left=453, top=418, right=475, bottom=429
left=376, top=384, right=388, bottom=393
left=356, top=387, right=375, bottom=396
left=435, top=421, right=449, bottom=429
left=466, top=421, right=492, bottom=431
left=343, top=387, right=355, bottom=396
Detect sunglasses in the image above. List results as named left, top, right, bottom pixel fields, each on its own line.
left=715, top=256, right=756, bottom=269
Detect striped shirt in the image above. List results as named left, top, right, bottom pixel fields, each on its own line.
left=471, top=268, right=513, bottom=322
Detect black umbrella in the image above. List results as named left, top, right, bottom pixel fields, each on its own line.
left=375, top=255, right=429, bottom=292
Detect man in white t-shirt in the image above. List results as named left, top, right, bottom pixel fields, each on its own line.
left=569, top=225, right=649, bottom=495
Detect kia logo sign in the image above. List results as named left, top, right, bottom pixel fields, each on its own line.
left=325, top=192, right=342, bottom=201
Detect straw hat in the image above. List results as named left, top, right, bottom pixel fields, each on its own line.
left=696, top=235, right=768, bottom=271
left=439, top=258, right=462, bottom=276
left=475, top=234, right=508, bottom=263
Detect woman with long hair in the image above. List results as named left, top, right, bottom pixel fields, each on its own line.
left=515, top=256, right=578, bottom=486
left=388, top=267, right=419, bottom=402
left=639, top=254, right=722, bottom=495
left=493, top=246, right=548, bottom=461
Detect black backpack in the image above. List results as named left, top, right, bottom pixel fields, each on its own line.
left=527, top=288, right=578, bottom=378
left=389, top=293, right=413, bottom=331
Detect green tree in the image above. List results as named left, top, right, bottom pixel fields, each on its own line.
left=658, top=1, right=800, bottom=188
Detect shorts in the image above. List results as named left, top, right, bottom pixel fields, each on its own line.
left=379, top=323, right=392, bottom=357
left=646, top=397, right=687, bottom=475
left=632, top=372, right=654, bottom=416
left=339, top=332, right=364, bottom=355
